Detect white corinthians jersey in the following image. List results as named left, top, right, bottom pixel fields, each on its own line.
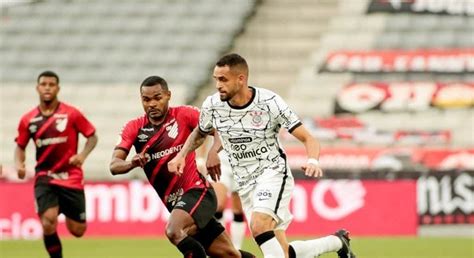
left=199, top=87, right=301, bottom=191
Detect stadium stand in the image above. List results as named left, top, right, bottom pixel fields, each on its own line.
left=194, top=0, right=472, bottom=171
left=1, top=0, right=255, bottom=92
left=0, top=0, right=257, bottom=180
left=282, top=0, right=473, bottom=147
left=195, top=0, right=340, bottom=99
left=1, top=0, right=472, bottom=180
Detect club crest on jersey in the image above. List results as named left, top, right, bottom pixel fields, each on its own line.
left=250, top=111, right=263, bottom=127
left=166, top=122, right=178, bottom=139
left=55, top=117, right=68, bottom=132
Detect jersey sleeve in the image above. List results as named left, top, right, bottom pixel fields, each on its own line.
left=182, top=105, right=200, bottom=130
left=73, top=108, right=96, bottom=137
left=115, top=120, right=139, bottom=154
left=198, top=96, right=214, bottom=134
left=15, top=116, right=31, bottom=149
left=273, top=94, right=301, bottom=133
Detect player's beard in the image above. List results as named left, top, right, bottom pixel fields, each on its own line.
left=220, top=94, right=231, bottom=101
left=219, top=86, right=237, bottom=101
left=41, top=95, right=56, bottom=104
left=147, top=106, right=168, bottom=124
left=148, top=111, right=163, bottom=121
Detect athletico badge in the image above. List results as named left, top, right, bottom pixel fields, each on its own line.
left=166, top=122, right=178, bottom=139
left=55, top=117, right=68, bottom=132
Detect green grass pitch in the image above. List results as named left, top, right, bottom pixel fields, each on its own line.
left=1, top=237, right=472, bottom=258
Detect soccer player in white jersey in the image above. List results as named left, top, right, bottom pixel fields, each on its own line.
left=169, top=53, right=356, bottom=258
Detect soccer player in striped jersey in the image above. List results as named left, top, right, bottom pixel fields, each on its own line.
left=110, top=76, right=255, bottom=258
left=14, top=71, right=98, bottom=258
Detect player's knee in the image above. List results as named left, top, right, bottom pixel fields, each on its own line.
left=41, top=216, right=58, bottom=233
left=165, top=224, right=185, bottom=245
left=249, top=212, right=274, bottom=237
left=249, top=222, right=268, bottom=237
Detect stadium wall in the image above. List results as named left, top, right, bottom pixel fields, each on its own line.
left=1, top=171, right=472, bottom=240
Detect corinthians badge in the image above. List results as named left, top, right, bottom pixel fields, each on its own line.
left=250, top=111, right=263, bottom=127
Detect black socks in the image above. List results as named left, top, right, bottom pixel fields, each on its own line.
left=177, top=236, right=207, bottom=258
left=215, top=211, right=223, bottom=220
left=233, top=213, right=244, bottom=222
left=43, top=232, right=62, bottom=258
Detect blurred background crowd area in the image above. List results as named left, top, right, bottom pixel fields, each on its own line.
left=1, top=0, right=473, bottom=181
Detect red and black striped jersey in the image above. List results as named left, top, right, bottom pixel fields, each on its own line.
left=115, top=106, right=209, bottom=210
left=15, top=102, right=96, bottom=189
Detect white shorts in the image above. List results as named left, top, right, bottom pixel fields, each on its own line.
left=218, top=151, right=238, bottom=193
left=238, top=167, right=294, bottom=230
left=207, top=151, right=238, bottom=192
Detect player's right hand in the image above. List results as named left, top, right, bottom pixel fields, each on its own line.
left=301, top=163, right=323, bottom=178
left=131, top=146, right=149, bottom=168
left=17, top=166, right=26, bottom=179
left=206, top=150, right=221, bottom=181
left=168, top=155, right=185, bottom=176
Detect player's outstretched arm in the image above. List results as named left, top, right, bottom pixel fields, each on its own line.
left=168, top=127, right=208, bottom=176
left=290, top=125, right=323, bottom=177
left=110, top=147, right=147, bottom=175
left=69, top=133, right=98, bottom=166
left=14, top=145, right=26, bottom=179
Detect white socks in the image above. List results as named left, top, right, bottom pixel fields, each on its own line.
left=260, top=237, right=285, bottom=258
left=255, top=231, right=285, bottom=258
left=290, top=235, right=342, bottom=258
left=230, top=221, right=245, bottom=249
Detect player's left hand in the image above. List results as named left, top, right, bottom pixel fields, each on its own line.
left=69, top=154, right=85, bottom=167
left=206, top=150, right=221, bottom=181
left=301, top=163, right=323, bottom=177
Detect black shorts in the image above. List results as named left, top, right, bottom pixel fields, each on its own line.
left=173, top=187, right=218, bottom=229
left=194, top=217, right=225, bottom=250
left=34, top=177, right=86, bottom=223
left=173, top=187, right=225, bottom=249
